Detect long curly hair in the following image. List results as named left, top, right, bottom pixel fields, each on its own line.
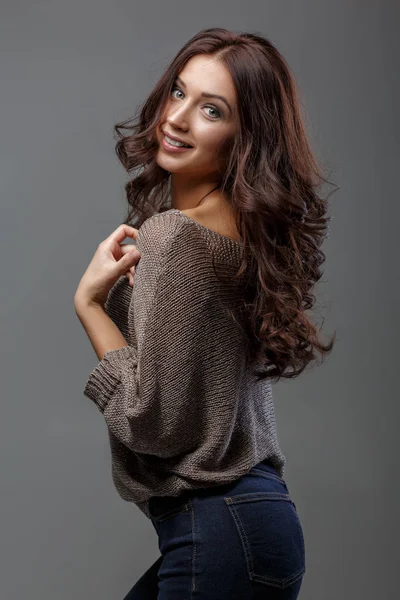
left=113, top=27, right=337, bottom=384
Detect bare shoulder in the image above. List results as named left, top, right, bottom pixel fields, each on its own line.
left=181, top=196, right=241, bottom=243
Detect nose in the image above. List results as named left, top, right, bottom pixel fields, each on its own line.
left=166, top=103, right=190, bottom=131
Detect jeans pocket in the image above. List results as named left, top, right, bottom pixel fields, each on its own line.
left=224, top=491, right=306, bottom=589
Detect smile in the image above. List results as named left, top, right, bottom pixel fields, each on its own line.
left=161, top=133, right=194, bottom=153
left=165, top=133, right=191, bottom=147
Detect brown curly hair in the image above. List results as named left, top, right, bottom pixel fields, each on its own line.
left=113, top=27, right=337, bottom=384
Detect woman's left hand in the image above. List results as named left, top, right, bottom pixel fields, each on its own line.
left=74, top=224, right=141, bottom=309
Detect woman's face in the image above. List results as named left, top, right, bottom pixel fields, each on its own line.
left=155, top=54, right=238, bottom=177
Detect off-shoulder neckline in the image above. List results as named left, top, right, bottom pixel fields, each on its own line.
left=165, top=208, right=245, bottom=248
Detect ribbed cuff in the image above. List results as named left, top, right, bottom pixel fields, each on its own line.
left=83, top=345, right=138, bottom=412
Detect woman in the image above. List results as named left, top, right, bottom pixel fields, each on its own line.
left=74, top=27, right=336, bottom=600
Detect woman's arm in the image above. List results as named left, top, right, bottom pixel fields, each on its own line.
left=78, top=216, right=244, bottom=458
left=75, top=298, right=129, bottom=361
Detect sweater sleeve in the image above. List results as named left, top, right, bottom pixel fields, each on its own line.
left=83, top=220, right=243, bottom=458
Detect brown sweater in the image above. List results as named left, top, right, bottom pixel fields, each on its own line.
left=83, top=209, right=286, bottom=519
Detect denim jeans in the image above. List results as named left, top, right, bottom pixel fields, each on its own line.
left=123, top=459, right=306, bottom=599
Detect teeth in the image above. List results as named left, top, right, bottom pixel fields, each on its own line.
left=165, top=134, right=190, bottom=148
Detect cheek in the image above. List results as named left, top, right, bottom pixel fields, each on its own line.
left=196, top=128, right=233, bottom=155
left=208, top=134, right=234, bottom=163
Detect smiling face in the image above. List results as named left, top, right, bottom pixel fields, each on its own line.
left=155, top=54, right=238, bottom=177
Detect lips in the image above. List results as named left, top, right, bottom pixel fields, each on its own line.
left=162, top=131, right=193, bottom=147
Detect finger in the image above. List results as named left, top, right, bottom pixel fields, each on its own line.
left=104, top=224, right=139, bottom=246
left=120, top=248, right=140, bottom=270
left=123, top=247, right=141, bottom=264
left=129, top=265, right=136, bottom=282
left=120, top=243, right=139, bottom=256
left=126, top=266, right=135, bottom=285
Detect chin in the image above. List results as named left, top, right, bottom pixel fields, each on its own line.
left=155, top=152, right=191, bottom=172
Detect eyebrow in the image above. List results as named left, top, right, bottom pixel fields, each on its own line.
left=175, top=76, right=233, bottom=116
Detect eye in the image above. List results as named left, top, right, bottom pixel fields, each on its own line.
left=204, top=106, right=221, bottom=119
left=171, top=86, right=184, bottom=100
left=170, top=86, right=222, bottom=120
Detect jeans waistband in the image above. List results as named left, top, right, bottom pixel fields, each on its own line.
left=253, top=458, right=283, bottom=480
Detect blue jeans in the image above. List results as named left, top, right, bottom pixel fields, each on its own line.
left=123, top=459, right=306, bottom=599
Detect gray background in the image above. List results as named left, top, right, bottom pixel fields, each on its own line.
left=1, top=1, right=398, bottom=598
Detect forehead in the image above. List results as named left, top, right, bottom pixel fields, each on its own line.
left=177, top=54, right=237, bottom=105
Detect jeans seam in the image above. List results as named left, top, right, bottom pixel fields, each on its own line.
left=225, top=492, right=292, bottom=504
left=250, top=468, right=286, bottom=484
left=226, top=501, right=254, bottom=580
left=149, top=499, right=189, bottom=522
left=189, top=499, right=197, bottom=596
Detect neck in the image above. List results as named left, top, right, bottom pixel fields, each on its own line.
left=169, top=174, right=223, bottom=210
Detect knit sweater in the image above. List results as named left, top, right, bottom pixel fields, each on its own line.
left=83, top=208, right=286, bottom=519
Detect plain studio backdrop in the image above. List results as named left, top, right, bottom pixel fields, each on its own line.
left=0, top=1, right=398, bottom=598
